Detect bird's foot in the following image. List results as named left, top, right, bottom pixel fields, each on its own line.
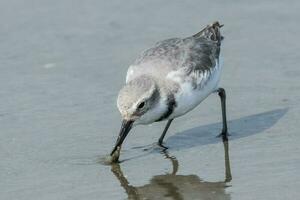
left=217, top=131, right=230, bottom=141
left=157, top=142, right=169, bottom=150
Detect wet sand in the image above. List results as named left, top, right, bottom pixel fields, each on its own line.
left=1, top=0, right=300, bottom=199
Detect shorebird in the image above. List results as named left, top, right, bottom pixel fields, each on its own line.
left=109, top=21, right=228, bottom=162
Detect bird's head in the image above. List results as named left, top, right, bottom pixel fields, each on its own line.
left=117, top=76, right=160, bottom=122
left=110, top=76, right=164, bottom=160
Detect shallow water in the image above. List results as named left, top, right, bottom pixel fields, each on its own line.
left=1, top=0, right=300, bottom=199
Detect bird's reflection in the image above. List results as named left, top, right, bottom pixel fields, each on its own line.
left=111, top=139, right=232, bottom=200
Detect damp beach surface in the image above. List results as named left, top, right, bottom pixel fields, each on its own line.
left=1, top=0, right=300, bottom=199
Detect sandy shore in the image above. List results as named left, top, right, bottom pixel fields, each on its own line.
left=1, top=0, right=300, bottom=199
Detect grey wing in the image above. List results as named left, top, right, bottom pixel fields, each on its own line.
left=133, top=38, right=185, bottom=69
left=127, top=35, right=220, bottom=85
left=182, top=37, right=219, bottom=74
left=182, top=37, right=221, bottom=89
left=126, top=22, right=223, bottom=83
left=127, top=38, right=186, bottom=82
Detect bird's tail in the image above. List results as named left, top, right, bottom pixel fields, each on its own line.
left=193, top=21, right=224, bottom=45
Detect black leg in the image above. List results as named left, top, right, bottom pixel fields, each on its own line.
left=217, top=88, right=228, bottom=139
left=158, top=119, right=173, bottom=146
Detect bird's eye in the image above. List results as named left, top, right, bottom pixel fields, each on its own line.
left=137, top=102, right=145, bottom=109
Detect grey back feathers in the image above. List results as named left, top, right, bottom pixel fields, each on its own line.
left=128, top=22, right=223, bottom=89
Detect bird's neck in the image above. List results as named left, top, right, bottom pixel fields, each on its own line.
left=154, top=79, right=178, bottom=122
left=132, top=75, right=179, bottom=124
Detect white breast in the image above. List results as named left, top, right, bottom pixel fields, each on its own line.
left=168, top=58, right=223, bottom=119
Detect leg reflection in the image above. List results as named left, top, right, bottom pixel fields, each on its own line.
left=160, top=149, right=178, bottom=175
left=110, top=140, right=232, bottom=200
left=111, top=164, right=140, bottom=199
left=223, top=139, right=232, bottom=183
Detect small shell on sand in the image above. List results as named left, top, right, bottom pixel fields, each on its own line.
left=104, top=146, right=121, bottom=164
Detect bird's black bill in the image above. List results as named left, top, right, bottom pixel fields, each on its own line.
left=110, top=120, right=133, bottom=156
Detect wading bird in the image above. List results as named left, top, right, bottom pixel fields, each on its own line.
left=109, top=21, right=228, bottom=162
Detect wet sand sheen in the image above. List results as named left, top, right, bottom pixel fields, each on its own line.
left=1, top=0, right=300, bottom=199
